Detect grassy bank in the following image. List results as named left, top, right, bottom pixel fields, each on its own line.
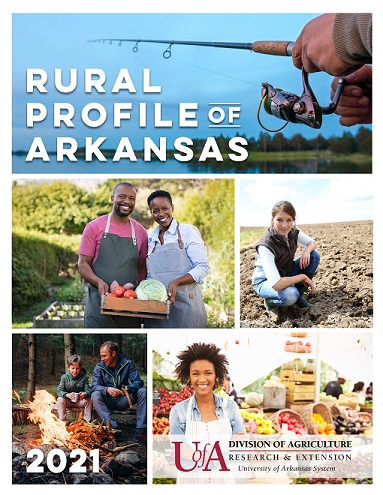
left=246, top=150, right=371, bottom=164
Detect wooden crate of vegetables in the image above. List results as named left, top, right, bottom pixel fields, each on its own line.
left=101, top=280, right=170, bottom=319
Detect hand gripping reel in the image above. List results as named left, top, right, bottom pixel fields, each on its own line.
left=258, top=69, right=345, bottom=131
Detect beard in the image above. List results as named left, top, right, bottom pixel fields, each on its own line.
left=114, top=204, right=132, bottom=217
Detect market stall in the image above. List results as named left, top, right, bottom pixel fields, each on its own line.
left=152, top=331, right=372, bottom=485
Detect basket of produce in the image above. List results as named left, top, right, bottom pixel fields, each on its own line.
left=301, top=402, right=334, bottom=434
left=270, top=409, right=307, bottom=434
left=358, top=411, right=372, bottom=425
left=332, top=411, right=371, bottom=435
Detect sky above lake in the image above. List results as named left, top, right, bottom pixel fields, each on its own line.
left=12, top=11, right=372, bottom=153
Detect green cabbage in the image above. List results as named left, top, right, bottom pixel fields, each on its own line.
left=136, top=279, right=168, bottom=302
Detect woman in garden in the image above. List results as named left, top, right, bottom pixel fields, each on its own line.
left=252, top=200, right=320, bottom=317
left=144, top=190, right=209, bottom=328
left=169, top=342, right=245, bottom=483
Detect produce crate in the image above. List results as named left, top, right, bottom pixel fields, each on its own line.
left=280, top=370, right=316, bottom=383
left=284, top=383, right=315, bottom=393
left=286, top=391, right=315, bottom=403
left=101, top=296, right=170, bottom=319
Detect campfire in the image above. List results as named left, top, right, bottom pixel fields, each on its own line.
left=28, top=390, right=72, bottom=446
left=13, top=389, right=147, bottom=484
left=26, top=390, right=116, bottom=453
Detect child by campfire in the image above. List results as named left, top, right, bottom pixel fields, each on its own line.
left=57, top=354, right=92, bottom=423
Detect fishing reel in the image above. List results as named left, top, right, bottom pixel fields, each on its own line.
left=258, top=69, right=345, bottom=131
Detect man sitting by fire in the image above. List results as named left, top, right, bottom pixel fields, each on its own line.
left=91, top=340, right=147, bottom=443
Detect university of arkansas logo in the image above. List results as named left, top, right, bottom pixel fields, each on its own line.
left=172, top=441, right=230, bottom=472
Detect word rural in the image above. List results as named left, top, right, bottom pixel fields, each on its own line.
left=24, top=68, right=248, bottom=163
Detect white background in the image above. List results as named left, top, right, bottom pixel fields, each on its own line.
left=2, top=1, right=381, bottom=494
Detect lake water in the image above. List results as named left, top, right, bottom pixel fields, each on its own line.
left=12, top=155, right=371, bottom=174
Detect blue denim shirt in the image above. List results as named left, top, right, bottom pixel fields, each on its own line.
left=169, top=393, right=246, bottom=436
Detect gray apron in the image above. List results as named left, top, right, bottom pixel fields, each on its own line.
left=144, top=223, right=207, bottom=328
left=84, top=214, right=141, bottom=328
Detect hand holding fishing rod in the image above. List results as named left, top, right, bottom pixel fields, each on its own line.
left=90, top=13, right=372, bottom=129
left=292, top=13, right=372, bottom=126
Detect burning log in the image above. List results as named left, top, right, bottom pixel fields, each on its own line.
left=12, top=389, right=147, bottom=484
left=27, top=390, right=72, bottom=446
left=25, top=389, right=130, bottom=455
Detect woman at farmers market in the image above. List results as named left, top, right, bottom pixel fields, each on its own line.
left=169, top=342, right=245, bottom=483
left=252, top=200, right=320, bottom=316
left=144, top=190, right=209, bottom=328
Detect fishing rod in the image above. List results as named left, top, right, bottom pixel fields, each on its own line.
left=89, top=37, right=345, bottom=130
left=89, top=38, right=296, bottom=57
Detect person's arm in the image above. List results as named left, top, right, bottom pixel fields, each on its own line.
left=169, top=404, right=185, bottom=437
left=82, top=376, right=92, bottom=398
left=57, top=375, right=68, bottom=398
left=230, top=401, right=246, bottom=435
left=292, top=13, right=371, bottom=76
left=183, top=225, right=210, bottom=283
left=167, top=225, right=210, bottom=304
left=273, top=274, right=314, bottom=292
left=137, top=258, right=147, bottom=286
left=78, top=254, right=109, bottom=296
left=167, top=274, right=195, bottom=305
left=299, top=240, right=317, bottom=269
left=126, top=361, right=144, bottom=394
left=91, top=364, right=108, bottom=395
left=169, top=401, right=198, bottom=460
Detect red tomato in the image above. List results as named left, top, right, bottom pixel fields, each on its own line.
left=107, top=292, right=118, bottom=298
left=124, top=289, right=137, bottom=299
left=113, top=285, right=126, bottom=297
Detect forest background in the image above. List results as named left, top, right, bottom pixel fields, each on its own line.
left=12, top=178, right=234, bottom=328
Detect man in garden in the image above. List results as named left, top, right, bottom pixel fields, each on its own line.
left=91, top=341, right=147, bottom=444
left=78, top=182, right=148, bottom=328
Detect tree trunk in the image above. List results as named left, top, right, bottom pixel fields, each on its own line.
left=50, top=349, right=56, bottom=375
left=26, top=334, right=36, bottom=402
left=63, top=334, right=76, bottom=368
left=117, top=334, right=123, bottom=353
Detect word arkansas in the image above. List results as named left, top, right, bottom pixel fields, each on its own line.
left=26, top=136, right=248, bottom=162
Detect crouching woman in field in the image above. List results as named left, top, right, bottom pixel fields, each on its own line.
left=252, top=200, right=320, bottom=316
